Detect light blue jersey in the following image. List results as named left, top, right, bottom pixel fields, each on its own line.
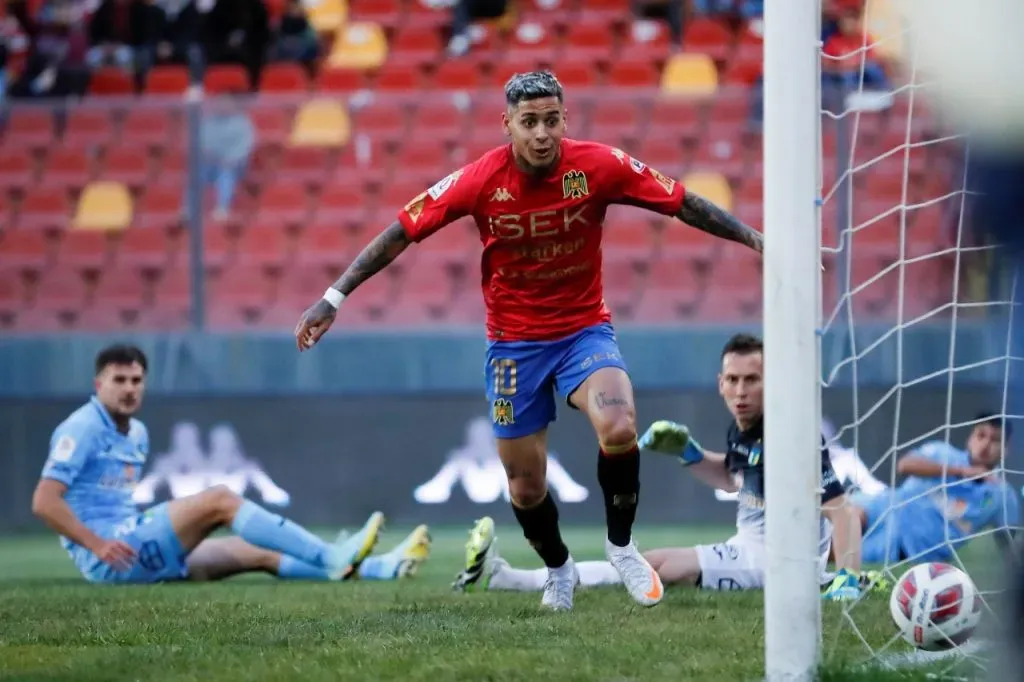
left=860, top=440, right=1019, bottom=563
left=41, top=397, right=188, bottom=583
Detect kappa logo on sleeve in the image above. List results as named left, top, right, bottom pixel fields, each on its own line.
left=50, top=435, right=76, bottom=463
left=427, top=170, right=464, bottom=200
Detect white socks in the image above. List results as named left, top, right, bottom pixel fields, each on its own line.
left=488, top=560, right=622, bottom=591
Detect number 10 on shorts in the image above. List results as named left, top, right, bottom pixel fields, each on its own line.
left=491, top=358, right=517, bottom=396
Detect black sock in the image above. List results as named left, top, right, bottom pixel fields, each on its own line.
left=511, top=492, right=570, bottom=568
left=598, top=445, right=641, bottom=547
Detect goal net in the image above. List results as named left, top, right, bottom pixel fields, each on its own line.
left=814, top=0, right=1022, bottom=676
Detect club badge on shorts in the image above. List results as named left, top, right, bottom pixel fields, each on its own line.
left=492, top=398, right=515, bottom=426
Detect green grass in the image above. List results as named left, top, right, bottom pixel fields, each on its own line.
left=0, top=526, right=988, bottom=681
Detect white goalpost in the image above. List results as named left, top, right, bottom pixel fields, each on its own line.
left=762, top=0, right=823, bottom=678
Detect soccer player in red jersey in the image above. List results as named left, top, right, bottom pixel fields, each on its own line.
left=295, top=71, right=763, bottom=610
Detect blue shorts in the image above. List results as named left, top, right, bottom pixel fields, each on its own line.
left=78, top=503, right=190, bottom=584
left=484, top=322, right=628, bottom=439
left=853, top=491, right=901, bottom=564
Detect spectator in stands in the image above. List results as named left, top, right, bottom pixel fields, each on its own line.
left=9, top=0, right=90, bottom=99
left=86, top=0, right=148, bottom=75
left=268, top=0, right=318, bottom=69
left=447, top=0, right=506, bottom=58
left=197, top=90, right=255, bottom=220
left=203, top=0, right=269, bottom=88
left=137, top=0, right=204, bottom=83
left=632, top=0, right=683, bottom=44
left=821, top=5, right=890, bottom=93
left=691, top=0, right=762, bottom=19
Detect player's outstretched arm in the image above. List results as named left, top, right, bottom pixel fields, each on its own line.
left=32, top=479, right=136, bottom=569
left=638, top=420, right=739, bottom=492
left=676, top=192, right=764, bottom=254
left=295, top=221, right=411, bottom=350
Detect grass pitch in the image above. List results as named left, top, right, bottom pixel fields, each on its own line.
left=0, top=525, right=992, bottom=681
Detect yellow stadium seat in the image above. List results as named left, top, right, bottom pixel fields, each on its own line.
left=73, top=181, right=133, bottom=231
left=682, top=171, right=733, bottom=212
left=290, top=99, right=351, bottom=147
left=304, top=0, right=347, bottom=33
left=327, top=22, right=387, bottom=70
left=660, top=53, right=718, bottom=98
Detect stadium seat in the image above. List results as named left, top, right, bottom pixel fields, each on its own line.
left=4, top=109, right=56, bottom=151
left=204, top=65, right=250, bottom=94
left=634, top=138, right=684, bottom=176
left=683, top=171, right=733, bottom=211
left=74, top=182, right=133, bottom=231
left=505, top=22, right=558, bottom=65
left=200, top=222, right=235, bottom=268
left=603, top=260, right=643, bottom=319
left=368, top=179, right=428, bottom=226
left=316, top=67, right=367, bottom=93
left=255, top=181, right=311, bottom=226
left=634, top=257, right=705, bottom=321
left=87, top=270, right=148, bottom=318
left=102, top=148, right=151, bottom=188
left=603, top=210, right=655, bottom=265
left=259, top=63, right=311, bottom=93
left=122, top=108, right=177, bottom=152
left=117, top=225, right=174, bottom=271
left=134, top=185, right=183, bottom=232
left=409, top=218, right=477, bottom=269
left=721, top=50, right=762, bottom=86
left=390, top=25, right=445, bottom=67
left=315, top=180, right=367, bottom=226
left=432, top=61, right=482, bottom=90
left=577, top=0, right=630, bottom=27
left=350, top=100, right=406, bottom=142
left=589, top=100, right=642, bottom=141
left=208, top=264, right=275, bottom=315
left=17, top=187, right=70, bottom=232
left=290, top=99, right=352, bottom=147
left=394, top=140, right=452, bottom=183
left=404, top=0, right=450, bottom=29
left=623, top=19, right=673, bottom=63
left=681, top=17, right=731, bottom=62
left=374, top=63, right=422, bottom=91
left=0, top=269, right=24, bottom=315
left=691, top=128, right=746, bottom=179
left=562, top=21, right=615, bottom=64
left=32, top=271, right=89, bottom=315
left=293, top=217, right=355, bottom=271
left=388, top=266, right=453, bottom=323
left=552, top=60, right=599, bottom=87
left=327, top=22, right=388, bottom=70
left=607, top=60, right=661, bottom=88
left=87, top=67, right=135, bottom=96
left=63, top=110, right=116, bottom=151
left=0, top=228, right=51, bottom=270
left=144, top=65, right=191, bottom=94
left=237, top=219, right=293, bottom=269
left=648, top=98, right=703, bottom=144
left=657, top=216, right=722, bottom=262
left=55, top=229, right=112, bottom=271
left=661, top=53, right=719, bottom=97
left=347, top=0, right=402, bottom=27
left=337, top=267, right=392, bottom=322
left=42, top=147, right=93, bottom=192
left=305, top=0, right=347, bottom=32
left=278, top=145, right=334, bottom=188
left=411, top=98, right=467, bottom=143
left=0, top=150, right=35, bottom=193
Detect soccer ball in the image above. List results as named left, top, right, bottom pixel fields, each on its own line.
left=889, top=562, right=983, bottom=651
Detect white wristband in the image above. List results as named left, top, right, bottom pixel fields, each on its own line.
left=322, top=287, right=346, bottom=309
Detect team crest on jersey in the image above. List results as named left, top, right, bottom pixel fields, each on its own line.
left=427, top=170, right=463, bottom=201
left=562, top=170, right=589, bottom=199
left=649, top=168, right=676, bottom=195
left=747, top=441, right=762, bottom=467
left=492, top=398, right=515, bottom=426
left=50, top=435, right=76, bottom=463
left=404, top=191, right=427, bottom=223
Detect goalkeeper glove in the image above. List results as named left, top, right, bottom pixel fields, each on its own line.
left=822, top=568, right=862, bottom=602
left=638, top=420, right=705, bottom=465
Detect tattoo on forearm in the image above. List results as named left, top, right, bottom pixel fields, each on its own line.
left=331, top=221, right=411, bottom=295
left=595, top=392, right=629, bottom=409
left=677, top=192, right=763, bottom=253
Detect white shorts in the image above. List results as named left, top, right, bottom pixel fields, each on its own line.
left=694, top=535, right=766, bottom=591
left=694, top=535, right=833, bottom=591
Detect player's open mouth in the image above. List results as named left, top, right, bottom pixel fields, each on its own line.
left=533, top=148, right=552, bottom=158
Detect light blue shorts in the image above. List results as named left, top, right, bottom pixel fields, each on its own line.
left=78, top=503, right=189, bottom=584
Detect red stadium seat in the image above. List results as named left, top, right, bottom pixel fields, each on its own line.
left=411, top=99, right=467, bottom=143
left=682, top=17, right=732, bottom=63
left=338, top=268, right=393, bottom=323
left=374, top=63, right=422, bottom=91
left=505, top=22, right=558, bottom=65
left=607, top=59, right=661, bottom=87
left=316, top=181, right=368, bottom=226
left=32, top=271, right=89, bottom=314
left=56, top=230, right=112, bottom=271
left=649, top=98, right=703, bottom=144
left=550, top=60, right=598, bottom=87
left=623, top=19, right=673, bottom=63
left=134, top=185, right=183, bottom=232
left=158, top=148, right=187, bottom=183
left=4, top=109, right=56, bottom=151
left=200, top=222, right=235, bottom=268
left=88, top=67, right=135, bottom=96
left=602, top=211, right=655, bottom=265
left=390, top=26, right=445, bottom=67
left=208, top=264, right=275, bottom=312
left=0, top=229, right=51, bottom=271
left=237, top=220, right=292, bottom=269
left=577, top=0, right=630, bottom=28
left=249, top=106, right=293, bottom=146
left=122, top=108, right=177, bottom=152
left=255, top=181, right=311, bottom=226
left=394, top=140, right=452, bottom=183
left=117, top=225, right=174, bottom=271
left=657, top=217, right=722, bottom=262
left=17, top=187, right=70, bottom=232
left=0, top=269, right=25, bottom=315
left=410, top=218, right=477, bottom=269
left=432, top=61, right=482, bottom=90
left=259, top=63, right=310, bottom=93
left=41, top=147, right=92, bottom=192
left=277, top=145, right=334, bottom=189
left=0, top=150, right=35, bottom=193
left=563, top=21, right=616, bottom=65
left=589, top=101, right=642, bottom=140
left=83, top=270, right=148, bottom=324
left=102, top=148, right=151, bottom=188
left=691, top=126, right=746, bottom=179
left=388, top=266, right=453, bottom=323
left=350, top=101, right=408, bottom=141
left=348, top=0, right=403, bottom=26
left=368, top=179, right=430, bottom=226
left=204, top=65, right=250, bottom=94
left=603, top=260, right=643, bottom=319
left=145, top=66, right=191, bottom=95
left=63, top=110, right=116, bottom=151
left=316, top=67, right=367, bottom=93
left=634, top=256, right=705, bottom=321
left=294, top=217, right=355, bottom=270
left=403, top=0, right=450, bottom=28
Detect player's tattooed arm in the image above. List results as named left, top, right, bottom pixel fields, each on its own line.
left=676, top=192, right=764, bottom=253
left=295, top=221, right=410, bottom=350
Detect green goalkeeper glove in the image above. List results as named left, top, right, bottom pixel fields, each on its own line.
left=638, top=420, right=705, bottom=465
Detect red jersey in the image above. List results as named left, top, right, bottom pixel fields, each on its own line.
left=397, top=138, right=686, bottom=341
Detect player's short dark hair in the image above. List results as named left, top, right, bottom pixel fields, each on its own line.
left=504, top=70, right=564, bottom=107
left=95, top=344, right=148, bottom=375
left=721, top=333, right=763, bottom=359
left=974, top=411, right=1013, bottom=440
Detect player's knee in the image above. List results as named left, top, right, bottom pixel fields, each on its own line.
left=204, top=485, right=243, bottom=524
left=508, top=476, right=547, bottom=508
left=597, top=415, right=638, bottom=455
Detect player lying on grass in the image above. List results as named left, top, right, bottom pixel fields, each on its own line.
left=850, top=412, right=1019, bottom=566
left=294, top=70, right=764, bottom=611
left=453, top=333, right=866, bottom=601
left=32, top=344, right=431, bottom=584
